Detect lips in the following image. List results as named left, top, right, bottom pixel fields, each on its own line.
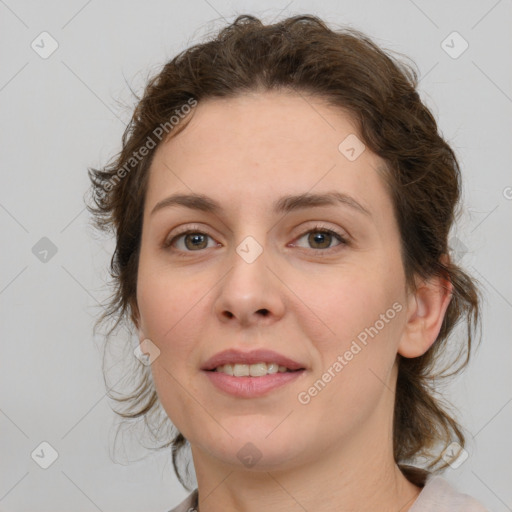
left=201, top=348, right=306, bottom=372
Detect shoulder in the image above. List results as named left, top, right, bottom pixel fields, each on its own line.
left=410, top=474, right=489, bottom=512
left=166, top=488, right=198, bottom=512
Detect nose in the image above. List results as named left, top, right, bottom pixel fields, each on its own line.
left=213, top=240, right=286, bottom=328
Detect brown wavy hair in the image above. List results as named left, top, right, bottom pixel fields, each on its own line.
left=87, top=14, right=481, bottom=491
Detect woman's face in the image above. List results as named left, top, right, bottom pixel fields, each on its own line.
left=136, top=91, right=413, bottom=471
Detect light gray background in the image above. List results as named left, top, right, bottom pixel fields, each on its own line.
left=1, top=1, right=511, bottom=511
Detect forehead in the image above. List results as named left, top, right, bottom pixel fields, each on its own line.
left=145, top=91, right=393, bottom=221
left=156, top=91, right=363, bottom=169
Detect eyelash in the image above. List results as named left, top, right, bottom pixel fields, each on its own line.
left=162, top=223, right=349, bottom=256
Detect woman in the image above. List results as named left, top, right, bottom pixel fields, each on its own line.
left=88, top=14, right=488, bottom=512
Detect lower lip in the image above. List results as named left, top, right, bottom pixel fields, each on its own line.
left=202, top=370, right=306, bottom=398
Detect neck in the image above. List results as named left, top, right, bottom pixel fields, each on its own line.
left=190, top=416, right=421, bottom=511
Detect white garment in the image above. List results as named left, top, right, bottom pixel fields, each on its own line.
left=166, top=473, right=489, bottom=512
left=409, top=474, right=489, bottom=512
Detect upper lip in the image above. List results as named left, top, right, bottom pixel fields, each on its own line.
left=201, top=349, right=306, bottom=371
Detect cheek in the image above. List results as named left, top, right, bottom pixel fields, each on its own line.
left=136, top=256, right=205, bottom=341
left=294, top=275, right=405, bottom=435
left=136, top=266, right=209, bottom=435
left=291, top=260, right=406, bottom=395
left=291, top=262, right=400, bottom=347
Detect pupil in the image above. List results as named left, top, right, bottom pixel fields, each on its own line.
left=186, top=233, right=207, bottom=250
left=310, top=231, right=330, bottom=248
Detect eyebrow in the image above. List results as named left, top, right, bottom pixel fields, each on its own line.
left=150, top=191, right=372, bottom=218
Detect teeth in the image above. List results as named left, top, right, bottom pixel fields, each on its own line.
left=214, top=362, right=293, bottom=377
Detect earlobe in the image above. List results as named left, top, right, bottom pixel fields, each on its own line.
left=398, top=271, right=453, bottom=359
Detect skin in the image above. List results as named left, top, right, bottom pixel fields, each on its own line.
left=135, top=90, right=452, bottom=512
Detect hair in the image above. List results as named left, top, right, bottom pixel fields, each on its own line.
left=87, top=14, right=481, bottom=491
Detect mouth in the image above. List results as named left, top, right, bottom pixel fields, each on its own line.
left=200, top=348, right=307, bottom=397
left=201, top=348, right=307, bottom=373
left=206, top=362, right=305, bottom=377
left=202, top=365, right=307, bottom=398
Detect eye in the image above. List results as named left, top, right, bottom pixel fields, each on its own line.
left=292, top=225, right=348, bottom=252
left=162, top=224, right=348, bottom=255
left=163, top=228, right=219, bottom=253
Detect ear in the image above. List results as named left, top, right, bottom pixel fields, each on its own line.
left=398, top=260, right=453, bottom=358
